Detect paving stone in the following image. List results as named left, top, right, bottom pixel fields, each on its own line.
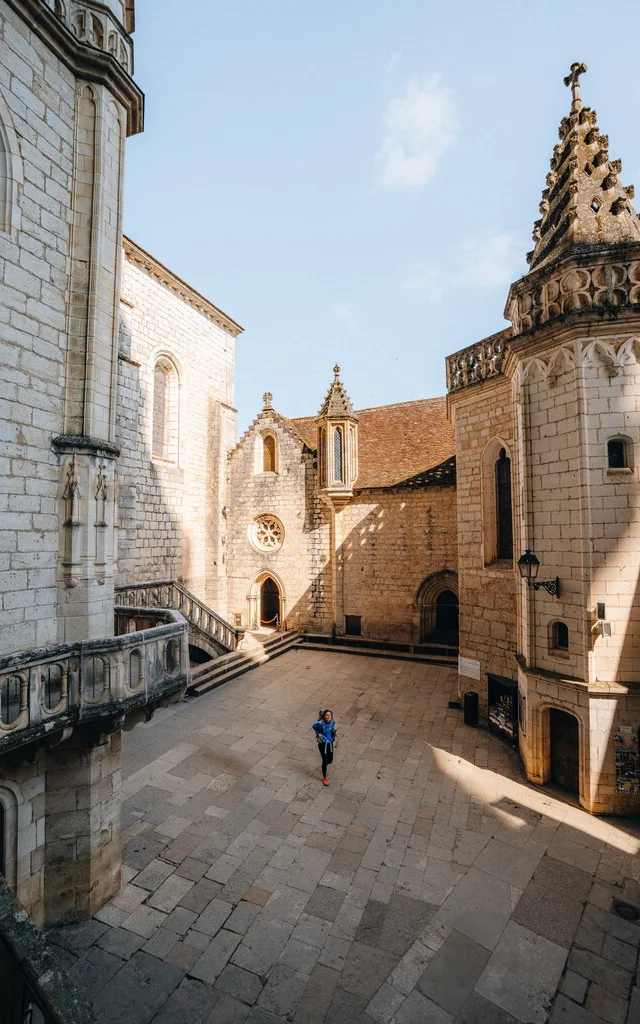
left=96, top=926, right=146, bottom=960
left=262, top=883, right=311, bottom=924
left=356, top=894, right=437, bottom=957
left=193, top=898, right=234, bottom=937
left=549, top=994, right=606, bottom=1023
left=179, top=878, right=223, bottom=913
left=92, top=951, right=183, bottom=1023
left=437, top=867, right=513, bottom=951
left=47, top=918, right=107, bottom=956
left=123, top=836, right=169, bottom=872
left=366, top=982, right=405, bottom=1023
left=121, top=905, right=168, bottom=940
left=164, top=906, right=198, bottom=935
left=165, top=940, right=201, bottom=971
left=474, top=839, right=541, bottom=890
left=391, top=990, right=453, bottom=1024
left=560, top=970, right=588, bottom=1004
left=512, top=874, right=585, bottom=949
left=190, top=929, right=242, bottom=984
left=68, top=946, right=124, bottom=999
left=291, top=913, right=332, bottom=949
left=142, top=928, right=179, bottom=960
left=232, top=916, right=294, bottom=975
left=110, top=884, right=150, bottom=914
left=293, top=964, right=340, bottom=1024
left=454, top=991, right=519, bottom=1024
left=325, top=987, right=371, bottom=1024
left=215, top=964, right=264, bottom=1006
left=476, top=921, right=568, bottom=1024
left=94, top=904, right=129, bottom=929
left=175, top=857, right=209, bottom=882
left=279, top=936, right=320, bottom=974
left=134, top=858, right=176, bottom=892
left=532, top=856, right=594, bottom=902
left=601, top=932, right=638, bottom=971
left=147, top=873, right=195, bottom=913
left=256, top=963, right=309, bottom=1017
left=243, top=887, right=272, bottom=906
left=147, top=977, right=218, bottom=1024
left=339, top=940, right=399, bottom=1000
left=567, top=947, right=633, bottom=999
left=417, top=929, right=491, bottom=1015
left=584, top=982, right=628, bottom=1024
left=304, top=885, right=345, bottom=922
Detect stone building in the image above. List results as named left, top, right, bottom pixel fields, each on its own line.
left=448, top=64, right=640, bottom=816
left=226, top=370, right=457, bottom=644
left=1, top=0, right=639, bottom=960
left=0, top=0, right=192, bottom=929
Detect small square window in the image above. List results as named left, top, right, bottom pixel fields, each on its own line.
left=607, top=439, right=627, bottom=469
left=345, top=615, right=362, bottom=636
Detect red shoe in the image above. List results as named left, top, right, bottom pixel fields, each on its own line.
left=322, top=777, right=330, bottom=786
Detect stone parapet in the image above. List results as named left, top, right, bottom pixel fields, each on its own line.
left=0, top=609, right=188, bottom=756
left=445, top=329, right=511, bottom=394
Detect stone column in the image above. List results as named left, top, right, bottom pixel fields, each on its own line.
left=43, top=727, right=121, bottom=926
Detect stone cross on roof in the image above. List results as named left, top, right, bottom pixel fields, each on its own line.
left=318, top=364, right=357, bottom=420
left=564, top=61, right=587, bottom=112
left=262, top=392, right=273, bottom=410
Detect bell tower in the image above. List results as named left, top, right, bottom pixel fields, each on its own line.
left=316, top=365, right=359, bottom=509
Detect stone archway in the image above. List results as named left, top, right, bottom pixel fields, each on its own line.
left=415, top=571, right=459, bottom=646
left=247, top=571, right=288, bottom=630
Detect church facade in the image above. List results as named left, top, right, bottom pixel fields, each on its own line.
left=0, top=0, right=639, bottom=932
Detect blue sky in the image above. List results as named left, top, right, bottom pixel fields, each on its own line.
left=124, top=0, right=640, bottom=433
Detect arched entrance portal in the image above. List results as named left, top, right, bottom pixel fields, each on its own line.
left=549, top=709, right=579, bottom=793
left=260, top=577, right=280, bottom=628
left=416, top=572, right=459, bottom=647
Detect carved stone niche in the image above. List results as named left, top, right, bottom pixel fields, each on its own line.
left=505, top=242, right=640, bottom=335
left=68, top=1, right=134, bottom=73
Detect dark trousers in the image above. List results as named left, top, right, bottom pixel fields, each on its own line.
left=318, top=741, right=334, bottom=776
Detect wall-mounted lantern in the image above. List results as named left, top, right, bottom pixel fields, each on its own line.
left=517, top=550, right=560, bottom=598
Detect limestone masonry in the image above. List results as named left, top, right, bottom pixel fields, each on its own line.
left=0, top=3, right=639, bottom=976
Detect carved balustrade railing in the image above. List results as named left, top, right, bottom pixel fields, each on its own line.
left=446, top=331, right=510, bottom=394
left=115, top=580, right=242, bottom=652
left=0, top=609, right=188, bottom=755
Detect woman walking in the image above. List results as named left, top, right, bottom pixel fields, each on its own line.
left=312, top=709, right=337, bottom=786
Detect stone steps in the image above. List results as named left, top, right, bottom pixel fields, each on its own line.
left=188, top=629, right=300, bottom=696
left=298, top=633, right=457, bottom=667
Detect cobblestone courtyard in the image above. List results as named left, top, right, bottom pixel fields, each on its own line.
left=50, top=650, right=640, bottom=1023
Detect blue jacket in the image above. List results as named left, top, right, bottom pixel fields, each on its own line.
left=313, top=718, right=336, bottom=744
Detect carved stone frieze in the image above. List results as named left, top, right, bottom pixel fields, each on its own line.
left=520, top=335, right=640, bottom=386
left=507, top=253, right=640, bottom=335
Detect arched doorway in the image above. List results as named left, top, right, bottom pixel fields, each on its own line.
left=416, top=572, right=459, bottom=647
left=549, top=709, right=579, bottom=793
left=260, top=576, right=280, bottom=628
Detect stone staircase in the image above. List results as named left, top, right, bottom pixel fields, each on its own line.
left=188, top=629, right=300, bottom=696
left=298, top=632, right=458, bottom=667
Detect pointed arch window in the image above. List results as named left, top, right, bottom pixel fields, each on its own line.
left=495, top=448, right=513, bottom=561
left=333, top=427, right=344, bottom=483
left=0, top=97, right=22, bottom=236
left=263, top=433, right=276, bottom=473
left=152, top=356, right=179, bottom=462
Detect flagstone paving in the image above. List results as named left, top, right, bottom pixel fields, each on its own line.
left=49, top=649, right=640, bottom=1023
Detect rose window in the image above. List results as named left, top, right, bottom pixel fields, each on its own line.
left=250, top=514, right=284, bottom=552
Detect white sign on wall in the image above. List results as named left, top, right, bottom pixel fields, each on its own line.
left=458, top=656, right=481, bottom=680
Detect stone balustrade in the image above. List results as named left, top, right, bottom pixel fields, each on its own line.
left=0, top=609, right=188, bottom=755
left=115, top=579, right=243, bottom=652
left=446, top=330, right=510, bottom=394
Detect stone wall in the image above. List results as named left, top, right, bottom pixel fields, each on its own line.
left=0, top=753, right=46, bottom=925
left=449, top=376, right=518, bottom=714
left=0, top=3, right=76, bottom=656
left=116, top=244, right=239, bottom=612
left=227, top=412, right=458, bottom=640
left=339, top=486, right=458, bottom=642
left=226, top=412, right=329, bottom=631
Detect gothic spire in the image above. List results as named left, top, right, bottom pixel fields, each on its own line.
left=527, top=63, right=640, bottom=272
left=317, top=364, right=357, bottom=420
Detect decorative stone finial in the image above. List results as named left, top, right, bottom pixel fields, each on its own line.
left=262, top=392, right=273, bottom=411
left=564, top=62, right=587, bottom=112
left=333, top=364, right=341, bottom=379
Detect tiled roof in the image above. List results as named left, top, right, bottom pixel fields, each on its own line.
left=290, top=396, right=455, bottom=489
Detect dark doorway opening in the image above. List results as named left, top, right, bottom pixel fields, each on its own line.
left=260, top=577, right=280, bottom=627
left=0, top=800, right=4, bottom=876
left=345, top=615, right=362, bottom=636
left=423, top=590, right=459, bottom=646
left=550, top=709, right=579, bottom=793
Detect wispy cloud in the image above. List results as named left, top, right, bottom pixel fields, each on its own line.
left=402, top=231, right=525, bottom=301
left=377, top=76, right=458, bottom=189
left=332, top=302, right=360, bottom=328
left=383, top=52, right=401, bottom=80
